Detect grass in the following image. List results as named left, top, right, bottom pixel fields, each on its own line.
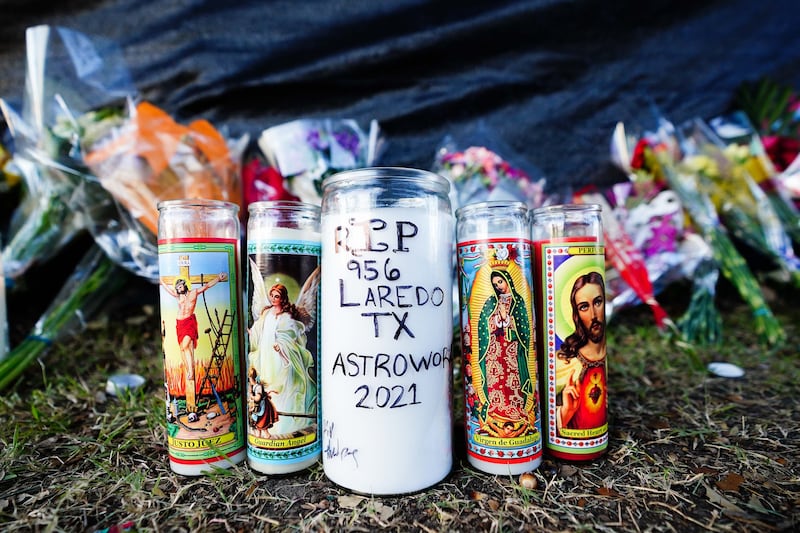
left=0, top=275, right=799, bottom=532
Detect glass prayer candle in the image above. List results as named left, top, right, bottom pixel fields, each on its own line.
left=320, top=167, right=453, bottom=495
left=245, top=200, right=321, bottom=474
left=456, top=201, right=543, bottom=475
left=531, top=204, right=608, bottom=461
left=157, top=199, right=246, bottom=475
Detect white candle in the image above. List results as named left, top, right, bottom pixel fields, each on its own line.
left=321, top=206, right=453, bottom=494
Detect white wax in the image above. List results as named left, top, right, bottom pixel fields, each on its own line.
left=321, top=207, right=453, bottom=494
left=247, top=225, right=320, bottom=243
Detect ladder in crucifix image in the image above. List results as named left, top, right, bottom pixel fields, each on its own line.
left=197, top=304, right=235, bottom=415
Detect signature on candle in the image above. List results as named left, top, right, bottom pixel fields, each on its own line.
left=323, top=419, right=359, bottom=468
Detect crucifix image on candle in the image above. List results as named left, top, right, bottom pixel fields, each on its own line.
left=157, top=197, right=246, bottom=475
left=159, top=255, right=229, bottom=420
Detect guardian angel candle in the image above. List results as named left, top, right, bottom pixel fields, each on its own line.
left=320, top=167, right=453, bottom=495
left=157, top=199, right=246, bottom=475
left=456, top=201, right=542, bottom=475
left=246, top=201, right=321, bottom=474
left=531, top=204, right=607, bottom=461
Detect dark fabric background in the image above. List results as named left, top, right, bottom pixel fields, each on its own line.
left=2, top=0, right=800, bottom=192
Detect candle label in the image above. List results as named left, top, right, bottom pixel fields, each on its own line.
left=457, top=239, right=542, bottom=466
left=321, top=208, right=453, bottom=494
left=245, top=235, right=321, bottom=467
left=158, top=239, right=245, bottom=466
left=537, top=241, right=608, bottom=457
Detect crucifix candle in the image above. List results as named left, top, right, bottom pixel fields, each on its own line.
left=456, top=201, right=543, bottom=475
left=320, top=167, right=453, bottom=495
left=246, top=201, right=321, bottom=474
left=157, top=199, right=246, bottom=475
left=531, top=204, right=608, bottom=461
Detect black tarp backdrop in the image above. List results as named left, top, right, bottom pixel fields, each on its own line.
left=2, top=0, right=800, bottom=191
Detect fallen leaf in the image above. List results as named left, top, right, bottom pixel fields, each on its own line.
left=596, top=487, right=621, bottom=497
left=487, top=499, right=500, bottom=511
left=716, top=473, right=745, bottom=492
left=705, top=483, right=745, bottom=512
left=559, top=465, right=578, bottom=477
left=337, top=494, right=367, bottom=509
left=369, top=501, right=396, bottom=521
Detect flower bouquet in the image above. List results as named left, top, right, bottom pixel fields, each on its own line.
left=432, top=123, right=546, bottom=213
left=708, top=111, right=800, bottom=247
left=256, top=118, right=382, bottom=205
left=80, top=99, right=246, bottom=279
left=679, top=118, right=800, bottom=288
left=609, top=121, right=723, bottom=348
left=0, top=25, right=246, bottom=390
left=633, top=115, right=787, bottom=347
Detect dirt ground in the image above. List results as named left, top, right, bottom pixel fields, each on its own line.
left=0, top=270, right=799, bottom=532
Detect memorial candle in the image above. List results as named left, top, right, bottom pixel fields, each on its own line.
left=157, top=199, right=246, bottom=475
left=245, top=201, right=321, bottom=474
left=456, top=201, right=543, bottom=475
left=531, top=204, right=607, bottom=461
left=320, top=167, right=453, bottom=495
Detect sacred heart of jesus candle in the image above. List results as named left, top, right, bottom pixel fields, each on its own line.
left=158, top=199, right=246, bottom=475
left=531, top=204, right=608, bottom=462
left=320, top=167, right=454, bottom=495
left=456, top=201, right=543, bottom=475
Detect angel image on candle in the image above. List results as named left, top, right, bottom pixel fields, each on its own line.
left=248, top=257, right=320, bottom=436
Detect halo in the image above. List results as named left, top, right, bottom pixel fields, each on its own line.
left=552, top=254, right=605, bottom=342
left=262, top=272, right=301, bottom=302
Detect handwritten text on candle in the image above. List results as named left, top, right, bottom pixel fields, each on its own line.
left=331, top=217, right=451, bottom=408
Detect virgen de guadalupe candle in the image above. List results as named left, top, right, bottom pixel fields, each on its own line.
left=157, top=199, right=246, bottom=475
left=245, top=200, right=321, bottom=474
left=531, top=204, right=608, bottom=461
left=320, top=167, right=453, bottom=495
left=456, top=201, right=543, bottom=475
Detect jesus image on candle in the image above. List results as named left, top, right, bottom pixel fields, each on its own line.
left=472, top=259, right=538, bottom=439
left=555, top=271, right=607, bottom=434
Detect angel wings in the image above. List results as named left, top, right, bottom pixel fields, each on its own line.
left=248, top=257, right=320, bottom=331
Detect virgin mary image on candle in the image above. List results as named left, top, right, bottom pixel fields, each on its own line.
left=470, top=248, right=538, bottom=439
left=247, top=258, right=320, bottom=438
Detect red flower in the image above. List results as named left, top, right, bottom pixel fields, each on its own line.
left=242, top=158, right=299, bottom=205
left=763, top=135, right=800, bottom=171
left=631, top=139, right=650, bottom=170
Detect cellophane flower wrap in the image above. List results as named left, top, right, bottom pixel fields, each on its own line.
left=679, top=118, right=800, bottom=288
left=0, top=25, right=247, bottom=389
left=255, top=118, right=382, bottom=205
left=81, top=99, right=247, bottom=279
left=0, top=26, right=109, bottom=281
